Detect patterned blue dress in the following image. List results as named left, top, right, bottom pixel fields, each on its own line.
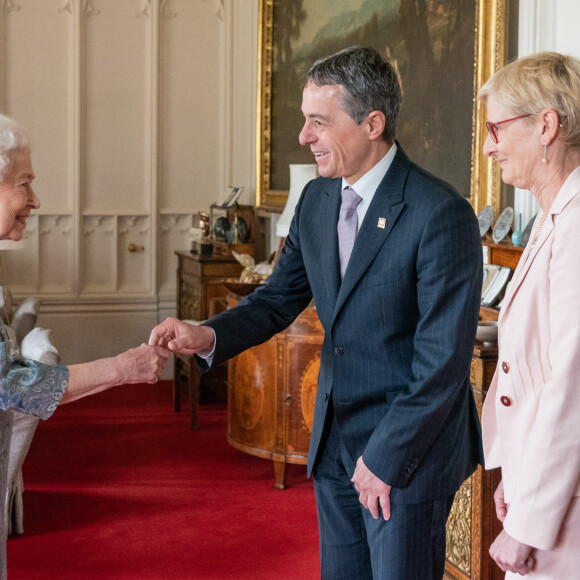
left=0, top=321, right=68, bottom=580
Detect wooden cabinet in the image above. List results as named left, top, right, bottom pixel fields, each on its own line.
left=444, top=344, right=503, bottom=580
left=226, top=301, right=323, bottom=489
left=445, top=239, right=524, bottom=579
left=174, top=251, right=244, bottom=428
left=175, top=251, right=244, bottom=321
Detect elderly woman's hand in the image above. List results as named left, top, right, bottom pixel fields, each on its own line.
left=115, top=344, right=169, bottom=384
left=63, top=345, right=169, bottom=404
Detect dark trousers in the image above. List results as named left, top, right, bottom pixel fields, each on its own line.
left=313, top=416, right=454, bottom=580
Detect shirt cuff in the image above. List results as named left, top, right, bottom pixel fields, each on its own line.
left=196, top=327, right=216, bottom=365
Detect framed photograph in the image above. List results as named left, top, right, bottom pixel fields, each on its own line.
left=256, top=0, right=511, bottom=216
left=220, top=186, right=245, bottom=208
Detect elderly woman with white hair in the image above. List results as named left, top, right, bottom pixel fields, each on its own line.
left=0, top=113, right=168, bottom=579
left=480, top=52, right=580, bottom=578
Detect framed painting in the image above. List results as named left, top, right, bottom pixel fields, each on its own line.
left=256, top=0, right=510, bottom=217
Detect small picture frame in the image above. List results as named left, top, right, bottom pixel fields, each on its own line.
left=220, top=186, right=245, bottom=208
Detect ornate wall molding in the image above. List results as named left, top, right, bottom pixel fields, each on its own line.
left=159, top=214, right=192, bottom=235
left=160, top=0, right=177, bottom=19
left=203, top=0, right=224, bottom=21
left=82, top=0, right=100, bottom=17
left=137, top=0, right=151, bottom=18
left=1, top=0, right=21, bottom=14
left=57, top=0, right=73, bottom=15
left=39, top=215, right=73, bottom=236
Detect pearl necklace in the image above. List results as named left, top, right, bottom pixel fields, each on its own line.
left=529, top=212, right=547, bottom=250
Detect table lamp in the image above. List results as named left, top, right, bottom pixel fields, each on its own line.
left=275, top=164, right=318, bottom=238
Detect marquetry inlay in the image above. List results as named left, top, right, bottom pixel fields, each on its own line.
left=299, top=353, right=319, bottom=433
left=233, top=350, right=264, bottom=431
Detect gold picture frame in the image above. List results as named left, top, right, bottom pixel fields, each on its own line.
left=256, top=0, right=508, bottom=217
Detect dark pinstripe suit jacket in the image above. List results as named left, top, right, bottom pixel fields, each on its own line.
left=206, top=146, right=484, bottom=504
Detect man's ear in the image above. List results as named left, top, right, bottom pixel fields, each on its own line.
left=366, top=111, right=386, bottom=141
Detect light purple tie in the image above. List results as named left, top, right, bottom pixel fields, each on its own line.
left=337, top=186, right=362, bottom=277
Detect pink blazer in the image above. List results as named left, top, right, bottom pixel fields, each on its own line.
left=482, top=166, right=580, bottom=551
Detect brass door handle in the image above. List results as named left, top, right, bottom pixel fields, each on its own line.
left=128, top=243, right=143, bottom=253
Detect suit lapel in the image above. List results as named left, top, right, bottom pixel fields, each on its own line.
left=319, top=179, right=342, bottom=306
left=332, top=148, right=409, bottom=322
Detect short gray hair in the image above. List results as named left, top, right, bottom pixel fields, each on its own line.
left=0, top=114, right=30, bottom=180
left=305, top=46, right=402, bottom=144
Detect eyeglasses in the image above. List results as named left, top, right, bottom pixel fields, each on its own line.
left=485, top=114, right=531, bottom=144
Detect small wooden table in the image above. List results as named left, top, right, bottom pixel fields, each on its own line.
left=174, top=251, right=243, bottom=429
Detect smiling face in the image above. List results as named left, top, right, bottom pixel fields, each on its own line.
left=483, top=96, right=540, bottom=190
left=298, top=82, right=386, bottom=184
left=0, top=148, right=40, bottom=241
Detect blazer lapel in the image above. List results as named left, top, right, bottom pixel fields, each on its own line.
left=500, top=215, right=552, bottom=319
left=501, top=167, right=580, bottom=319
left=332, top=148, right=409, bottom=322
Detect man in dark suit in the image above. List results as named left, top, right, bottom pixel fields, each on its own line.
left=150, top=46, right=483, bottom=579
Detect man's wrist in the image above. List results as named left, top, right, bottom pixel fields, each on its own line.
left=197, top=327, right=216, bottom=359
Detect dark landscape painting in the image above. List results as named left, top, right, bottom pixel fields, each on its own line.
left=267, top=0, right=476, bottom=198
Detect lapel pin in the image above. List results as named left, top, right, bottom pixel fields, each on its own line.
left=377, top=217, right=386, bottom=229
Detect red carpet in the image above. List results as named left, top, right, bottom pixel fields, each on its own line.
left=7, top=382, right=320, bottom=579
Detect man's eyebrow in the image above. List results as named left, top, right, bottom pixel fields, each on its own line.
left=305, top=113, right=330, bottom=121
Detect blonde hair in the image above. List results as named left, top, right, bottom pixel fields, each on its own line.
left=0, top=114, right=30, bottom=180
left=478, top=52, right=580, bottom=147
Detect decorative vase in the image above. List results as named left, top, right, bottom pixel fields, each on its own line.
left=511, top=213, right=523, bottom=247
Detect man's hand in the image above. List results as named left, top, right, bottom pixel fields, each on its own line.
left=490, top=530, right=534, bottom=574
left=494, top=479, right=508, bottom=523
left=351, top=456, right=392, bottom=520
left=148, top=317, right=214, bottom=355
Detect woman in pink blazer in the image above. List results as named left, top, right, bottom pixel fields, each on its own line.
left=479, top=53, right=580, bottom=578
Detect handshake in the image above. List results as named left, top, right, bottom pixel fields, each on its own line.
left=148, top=317, right=216, bottom=357
left=126, top=317, right=216, bottom=385
left=87, top=318, right=216, bottom=396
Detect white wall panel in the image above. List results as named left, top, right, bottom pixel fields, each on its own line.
left=0, top=0, right=257, bottom=367
left=0, top=215, right=38, bottom=293
left=82, top=215, right=116, bottom=292
left=158, top=213, right=191, bottom=295
left=3, top=0, right=73, bottom=213
left=39, top=215, right=74, bottom=293
left=38, top=309, right=159, bottom=365
left=83, top=0, right=148, bottom=213
left=118, top=215, right=151, bottom=292
left=224, top=0, right=258, bottom=206
left=158, top=0, right=223, bottom=213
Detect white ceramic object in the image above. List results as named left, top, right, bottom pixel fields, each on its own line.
left=476, top=321, right=499, bottom=345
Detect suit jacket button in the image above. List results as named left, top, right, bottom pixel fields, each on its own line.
left=500, top=395, right=512, bottom=407
left=333, top=346, right=343, bottom=357
left=502, top=361, right=510, bottom=373
left=324, top=392, right=330, bottom=402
